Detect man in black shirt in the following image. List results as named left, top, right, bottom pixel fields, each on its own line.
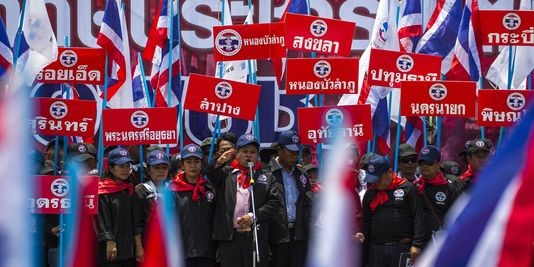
left=360, top=154, right=425, bottom=267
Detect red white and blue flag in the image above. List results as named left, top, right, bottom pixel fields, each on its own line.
left=0, top=18, right=12, bottom=79
left=132, top=56, right=150, bottom=108
left=144, top=0, right=181, bottom=107
left=97, top=0, right=134, bottom=108
left=419, top=102, right=534, bottom=267
left=398, top=0, right=422, bottom=53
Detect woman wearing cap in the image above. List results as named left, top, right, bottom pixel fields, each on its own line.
left=132, top=149, right=170, bottom=263
left=97, top=147, right=136, bottom=267
left=168, top=144, right=217, bottom=267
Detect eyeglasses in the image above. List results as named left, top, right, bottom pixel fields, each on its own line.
left=400, top=157, right=417, bottom=164
left=419, top=161, right=435, bottom=166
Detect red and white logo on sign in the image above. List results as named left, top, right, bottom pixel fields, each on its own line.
left=49, top=101, right=68, bottom=119
left=215, top=81, right=233, bottom=99
left=325, top=108, right=344, bottom=126
left=429, top=83, right=448, bottom=101
left=507, top=92, right=526, bottom=110
left=502, top=13, right=521, bottom=30
left=60, top=50, right=78, bottom=67
left=314, top=60, right=331, bottom=78
left=310, top=19, right=328, bottom=37
left=215, top=29, right=242, bottom=57
left=130, top=111, right=149, bottom=128
left=396, top=55, right=414, bottom=72
left=51, top=178, right=69, bottom=197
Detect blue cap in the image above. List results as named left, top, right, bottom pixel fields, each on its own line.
left=277, top=130, right=302, bottom=152
left=364, top=154, right=390, bottom=183
left=236, top=134, right=259, bottom=149
left=147, top=150, right=169, bottom=166
left=107, top=147, right=134, bottom=165
left=418, top=145, right=441, bottom=163
left=181, top=144, right=203, bottom=159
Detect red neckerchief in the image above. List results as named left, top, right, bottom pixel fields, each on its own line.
left=311, top=182, right=321, bottom=193
left=230, top=159, right=261, bottom=189
left=369, top=173, right=406, bottom=212
left=459, top=164, right=475, bottom=182
left=98, top=178, right=134, bottom=195
left=168, top=172, right=206, bottom=202
left=414, top=172, right=448, bottom=194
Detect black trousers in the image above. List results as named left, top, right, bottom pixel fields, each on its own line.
left=368, top=243, right=411, bottom=267
left=269, top=240, right=307, bottom=267
left=218, top=230, right=269, bottom=267
left=98, top=258, right=136, bottom=267
left=185, top=257, right=216, bottom=267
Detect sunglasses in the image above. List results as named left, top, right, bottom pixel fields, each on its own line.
left=419, top=161, right=435, bottom=166
left=400, top=157, right=417, bottom=164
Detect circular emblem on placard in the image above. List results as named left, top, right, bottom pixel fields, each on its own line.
left=215, top=81, right=233, bottom=99
left=367, top=165, right=375, bottom=174
left=77, top=145, right=87, bottom=153
left=130, top=110, right=149, bottom=128
left=49, top=101, right=68, bottom=119
left=396, top=54, right=414, bottom=72
left=507, top=92, right=525, bottom=111
left=429, top=83, right=448, bottom=101
left=421, top=147, right=430, bottom=155
left=119, top=149, right=128, bottom=156
left=310, top=19, right=328, bottom=37
left=313, top=60, right=331, bottom=78
left=502, top=12, right=521, bottom=30
left=374, top=19, right=389, bottom=47
left=325, top=108, right=344, bottom=126
left=51, top=178, right=69, bottom=197
left=188, top=146, right=197, bottom=152
left=435, top=192, right=447, bottom=202
left=394, top=189, right=405, bottom=198
left=60, top=50, right=78, bottom=68
left=215, top=29, right=242, bottom=56
left=475, top=140, right=485, bottom=147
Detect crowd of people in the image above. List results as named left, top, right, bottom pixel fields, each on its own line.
left=30, top=130, right=496, bottom=267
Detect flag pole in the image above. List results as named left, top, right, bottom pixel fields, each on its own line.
left=175, top=0, right=185, bottom=152
left=246, top=0, right=260, bottom=141
left=137, top=52, right=152, bottom=108
left=393, top=3, right=402, bottom=171
left=97, top=55, right=109, bottom=174
left=12, top=0, right=27, bottom=68
left=478, top=77, right=485, bottom=139
left=498, top=45, right=516, bottom=147
left=165, top=0, right=174, bottom=156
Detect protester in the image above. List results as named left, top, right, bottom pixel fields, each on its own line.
left=459, top=138, right=495, bottom=192
left=133, top=150, right=170, bottom=263
left=300, top=145, right=313, bottom=166
left=303, top=164, right=320, bottom=193
left=259, top=142, right=278, bottom=168
left=267, top=130, right=312, bottom=267
left=206, top=133, right=282, bottom=267
left=397, top=143, right=419, bottom=182
left=168, top=144, right=217, bottom=267
left=97, top=147, right=136, bottom=267
left=415, top=145, right=461, bottom=247
left=360, top=154, right=424, bottom=267
left=168, top=153, right=182, bottom=179
left=215, top=132, right=237, bottom=157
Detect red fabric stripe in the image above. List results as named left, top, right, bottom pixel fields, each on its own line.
left=424, top=0, right=446, bottom=32
left=498, top=135, right=534, bottom=266
left=96, top=35, right=127, bottom=100
left=142, top=1, right=165, bottom=62
left=446, top=55, right=471, bottom=81
left=141, top=203, right=168, bottom=267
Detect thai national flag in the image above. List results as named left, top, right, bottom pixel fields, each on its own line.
left=418, top=102, right=534, bottom=267
left=97, top=0, right=134, bottom=108
left=415, top=0, right=463, bottom=74
left=398, top=0, right=422, bottom=53
left=0, top=18, right=12, bottom=78
left=144, top=0, right=181, bottom=107
left=446, top=0, right=482, bottom=81
left=132, top=57, right=150, bottom=108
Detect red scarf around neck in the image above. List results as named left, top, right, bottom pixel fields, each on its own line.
left=98, top=178, right=134, bottom=195
left=230, top=159, right=261, bottom=189
left=459, top=164, right=475, bottom=182
left=414, top=172, right=448, bottom=194
left=168, top=172, right=206, bottom=202
left=369, top=173, right=406, bottom=211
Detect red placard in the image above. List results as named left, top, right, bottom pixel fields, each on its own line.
left=400, top=81, right=476, bottom=117
left=477, top=89, right=534, bottom=127
left=102, top=108, right=177, bottom=145
left=286, top=58, right=359, bottom=95
left=368, top=49, right=441, bottom=88
left=297, top=105, right=372, bottom=144
left=479, top=11, right=534, bottom=46
left=30, top=175, right=99, bottom=214
left=31, top=98, right=97, bottom=137
left=285, top=13, right=356, bottom=57
left=37, top=47, right=106, bottom=84
left=213, top=22, right=286, bottom=61
left=184, top=74, right=261, bottom=121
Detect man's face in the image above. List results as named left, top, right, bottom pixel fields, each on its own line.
left=277, top=146, right=299, bottom=168
left=374, top=169, right=392, bottom=190
left=398, top=155, right=418, bottom=175
left=468, top=150, right=490, bottom=172
left=419, top=160, right=441, bottom=179
left=301, top=151, right=312, bottom=165
left=148, top=164, right=169, bottom=183
left=218, top=140, right=234, bottom=156
left=236, top=144, right=259, bottom=166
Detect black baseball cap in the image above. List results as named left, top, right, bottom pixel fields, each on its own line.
left=364, top=154, right=390, bottom=183
left=277, top=130, right=302, bottom=152
left=236, top=134, right=259, bottom=149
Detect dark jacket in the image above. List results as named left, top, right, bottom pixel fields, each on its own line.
left=132, top=181, right=159, bottom=237
left=171, top=180, right=217, bottom=259
left=266, top=158, right=313, bottom=244
left=97, top=188, right=135, bottom=263
left=206, top=161, right=283, bottom=241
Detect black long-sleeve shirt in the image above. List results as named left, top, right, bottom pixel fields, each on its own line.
left=362, top=181, right=425, bottom=249
left=421, top=181, right=461, bottom=244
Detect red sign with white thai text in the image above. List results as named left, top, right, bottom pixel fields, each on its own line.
left=477, top=89, right=534, bottom=127
left=479, top=11, right=534, bottom=46
left=213, top=22, right=286, bottom=61
left=400, top=81, right=476, bottom=117
left=285, top=13, right=355, bottom=57
left=32, top=98, right=96, bottom=137
left=31, top=175, right=98, bottom=214
left=368, top=49, right=441, bottom=88
left=37, top=47, right=106, bottom=84
left=297, top=105, right=372, bottom=144
left=286, top=58, right=359, bottom=95
left=184, top=74, right=261, bottom=121
left=102, top=108, right=177, bottom=145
